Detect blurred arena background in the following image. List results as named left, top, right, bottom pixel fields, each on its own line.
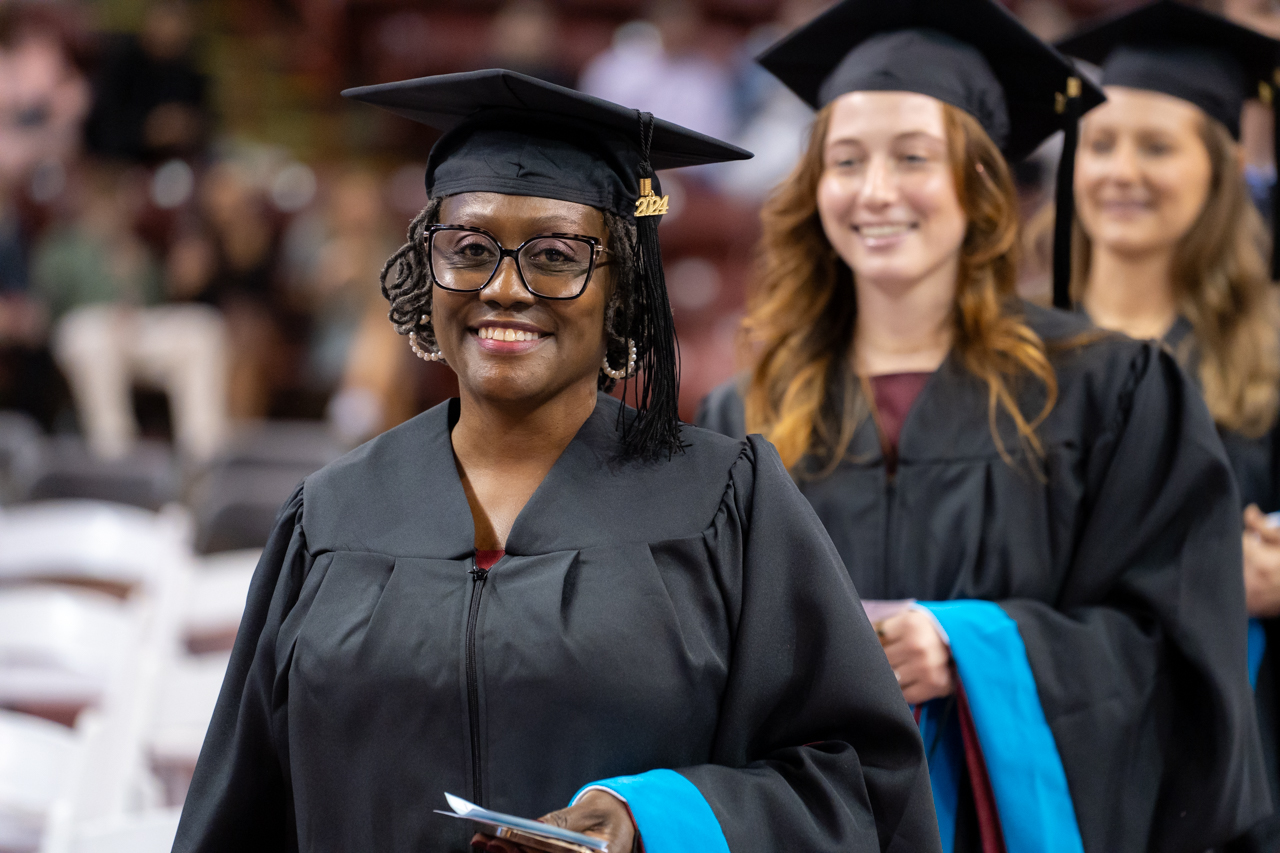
left=0, top=0, right=1270, bottom=851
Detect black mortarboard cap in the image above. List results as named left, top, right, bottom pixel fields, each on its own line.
left=342, top=69, right=749, bottom=216
left=341, top=69, right=751, bottom=460
left=1058, top=1, right=1280, bottom=278
left=758, top=0, right=1105, bottom=308
left=1058, top=0, right=1279, bottom=140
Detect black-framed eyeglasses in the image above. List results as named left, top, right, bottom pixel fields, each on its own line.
left=426, top=224, right=611, bottom=300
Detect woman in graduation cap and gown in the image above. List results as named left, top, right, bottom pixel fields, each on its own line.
left=697, top=0, right=1270, bottom=850
left=170, top=70, right=941, bottom=853
left=1057, top=3, right=1280, bottom=847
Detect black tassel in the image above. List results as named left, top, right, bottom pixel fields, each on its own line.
left=621, top=110, right=683, bottom=461
left=1052, top=78, right=1083, bottom=310
left=623, top=212, right=683, bottom=461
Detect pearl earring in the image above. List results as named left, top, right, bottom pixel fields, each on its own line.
left=410, top=313, right=446, bottom=363
left=602, top=340, right=637, bottom=380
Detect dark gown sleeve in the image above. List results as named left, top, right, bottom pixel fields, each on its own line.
left=172, top=485, right=309, bottom=853
left=1221, top=423, right=1280, bottom=851
left=1220, top=425, right=1280, bottom=512
left=998, top=346, right=1270, bottom=851
left=580, top=436, right=940, bottom=852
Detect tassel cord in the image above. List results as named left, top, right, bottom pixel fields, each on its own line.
left=1052, top=93, right=1082, bottom=310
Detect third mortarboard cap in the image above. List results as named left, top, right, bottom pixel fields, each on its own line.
left=341, top=69, right=750, bottom=217
left=1059, top=1, right=1280, bottom=278
left=1057, top=0, right=1280, bottom=140
left=756, top=0, right=1104, bottom=161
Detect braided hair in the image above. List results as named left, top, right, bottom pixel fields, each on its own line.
left=379, top=198, right=680, bottom=462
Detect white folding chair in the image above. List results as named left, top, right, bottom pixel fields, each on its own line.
left=0, top=507, right=198, bottom=853
left=0, top=709, right=78, bottom=853
left=183, top=550, right=259, bottom=653
left=0, top=589, right=139, bottom=715
left=148, top=652, right=229, bottom=806
left=39, top=808, right=181, bottom=853
left=0, top=501, right=192, bottom=596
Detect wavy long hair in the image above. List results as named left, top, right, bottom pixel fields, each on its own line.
left=1072, top=115, right=1280, bottom=437
left=742, top=103, right=1058, bottom=475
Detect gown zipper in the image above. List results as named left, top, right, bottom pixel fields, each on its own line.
left=466, top=557, right=488, bottom=805
left=883, top=472, right=896, bottom=596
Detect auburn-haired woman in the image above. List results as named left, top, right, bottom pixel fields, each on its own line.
left=697, top=0, right=1269, bottom=849
left=1057, top=3, right=1280, bottom=848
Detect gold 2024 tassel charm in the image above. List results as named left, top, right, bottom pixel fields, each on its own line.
left=634, top=178, right=669, bottom=217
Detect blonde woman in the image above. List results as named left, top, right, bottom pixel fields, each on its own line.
left=1058, top=2, right=1280, bottom=848
left=697, top=0, right=1269, bottom=849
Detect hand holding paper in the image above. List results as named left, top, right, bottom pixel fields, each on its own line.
left=864, top=600, right=954, bottom=704
left=438, top=791, right=634, bottom=853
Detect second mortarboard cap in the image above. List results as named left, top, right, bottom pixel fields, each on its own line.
left=757, top=0, right=1103, bottom=162
left=341, top=69, right=751, bottom=459
left=1057, top=1, right=1280, bottom=278
left=758, top=0, right=1104, bottom=308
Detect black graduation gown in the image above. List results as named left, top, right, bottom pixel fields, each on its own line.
left=697, top=302, right=1270, bottom=853
left=1163, top=317, right=1280, bottom=853
left=172, top=393, right=940, bottom=853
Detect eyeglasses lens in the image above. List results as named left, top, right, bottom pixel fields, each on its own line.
left=431, top=230, right=500, bottom=292
left=431, top=230, right=592, bottom=298
left=519, top=237, right=592, bottom=298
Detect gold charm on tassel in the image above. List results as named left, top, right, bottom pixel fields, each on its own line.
left=634, top=178, right=669, bottom=217
left=1055, top=76, right=1082, bottom=114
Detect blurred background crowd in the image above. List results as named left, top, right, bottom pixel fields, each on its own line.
left=3, top=0, right=1277, bottom=505
left=0, top=0, right=1278, bottom=851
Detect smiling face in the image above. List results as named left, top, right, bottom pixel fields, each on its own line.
left=430, top=192, right=613, bottom=408
left=1075, top=87, right=1213, bottom=259
left=816, top=91, right=967, bottom=294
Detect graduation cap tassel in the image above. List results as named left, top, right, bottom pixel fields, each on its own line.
left=626, top=112, right=684, bottom=460
left=1052, top=76, right=1083, bottom=310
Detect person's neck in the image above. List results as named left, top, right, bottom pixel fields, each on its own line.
left=1081, top=246, right=1179, bottom=341
left=451, top=381, right=599, bottom=472
left=853, top=262, right=956, bottom=376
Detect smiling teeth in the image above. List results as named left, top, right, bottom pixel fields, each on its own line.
left=858, top=224, right=910, bottom=237
left=478, top=327, right=542, bottom=342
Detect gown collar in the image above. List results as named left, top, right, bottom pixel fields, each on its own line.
left=838, top=352, right=1048, bottom=468
left=305, top=390, right=738, bottom=559
left=504, top=393, right=629, bottom=555
left=438, top=392, right=629, bottom=557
